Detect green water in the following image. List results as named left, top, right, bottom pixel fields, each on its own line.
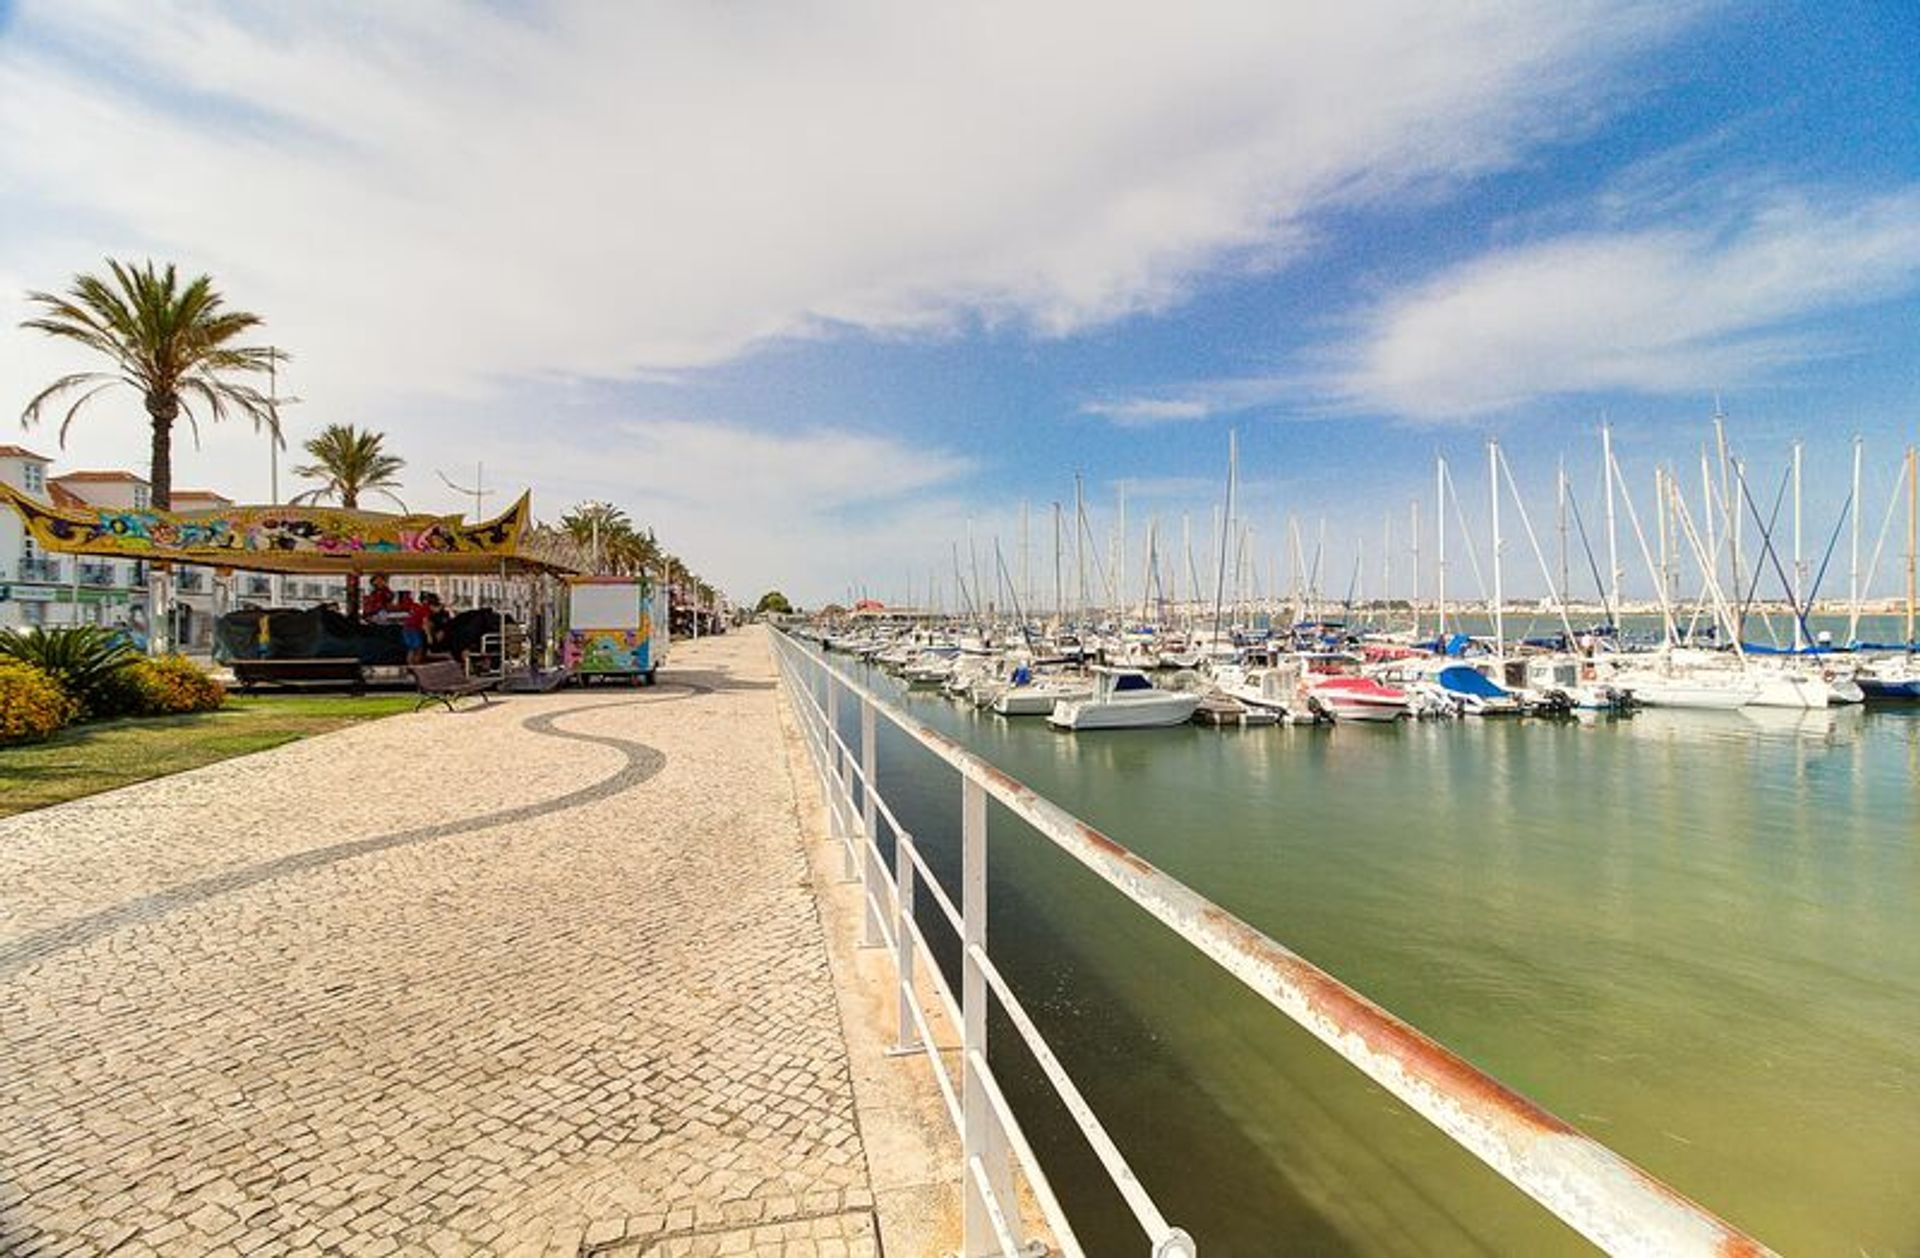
left=825, top=652, right=1920, bottom=1255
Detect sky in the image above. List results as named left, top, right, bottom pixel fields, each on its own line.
left=1, top=1, right=1917, bottom=607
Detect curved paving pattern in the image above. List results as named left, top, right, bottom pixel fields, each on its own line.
left=0, top=698, right=672, bottom=977
left=0, top=630, right=875, bottom=1257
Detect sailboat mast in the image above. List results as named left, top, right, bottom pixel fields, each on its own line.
left=1489, top=438, right=1505, bottom=660
left=1908, top=444, right=1917, bottom=649
left=1557, top=455, right=1569, bottom=609
left=1654, top=467, right=1669, bottom=631
left=1073, top=473, right=1087, bottom=629
left=1850, top=436, right=1863, bottom=644
left=1602, top=422, right=1621, bottom=622
left=1183, top=512, right=1197, bottom=632
left=1436, top=456, right=1449, bottom=637
left=1382, top=512, right=1393, bottom=622
left=1288, top=515, right=1302, bottom=628
left=1792, top=440, right=1806, bottom=650
left=1714, top=407, right=1742, bottom=641
left=1211, top=431, right=1237, bottom=644
left=1052, top=501, right=1063, bottom=622
left=1020, top=500, right=1031, bottom=624
left=1700, top=446, right=1717, bottom=596
left=1410, top=498, right=1421, bottom=637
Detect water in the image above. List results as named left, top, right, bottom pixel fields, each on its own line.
left=822, top=650, right=1920, bottom=1255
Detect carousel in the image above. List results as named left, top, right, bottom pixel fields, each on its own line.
left=0, top=485, right=581, bottom=690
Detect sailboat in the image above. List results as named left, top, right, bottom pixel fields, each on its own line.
left=1859, top=445, right=1920, bottom=699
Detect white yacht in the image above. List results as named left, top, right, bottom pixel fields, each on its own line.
left=993, top=671, right=1094, bottom=716
left=1048, top=668, right=1202, bottom=730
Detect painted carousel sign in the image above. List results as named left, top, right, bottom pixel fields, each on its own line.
left=0, top=486, right=537, bottom=574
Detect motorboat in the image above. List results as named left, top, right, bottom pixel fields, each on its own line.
left=1857, top=655, right=1920, bottom=700
left=1521, top=657, right=1634, bottom=712
left=994, top=676, right=1094, bottom=715
left=902, top=653, right=957, bottom=687
left=1193, top=692, right=1279, bottom=727
left=1048, top=668, right=1202, bottom=730
left=1306, top=675, right=1410, bottom=722
left=1434, top=665, right=1523, bottom=716
left=1209, top=658, right=1302, bottom=721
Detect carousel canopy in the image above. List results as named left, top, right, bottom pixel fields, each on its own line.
left=0, top=486, right=575, bottom=576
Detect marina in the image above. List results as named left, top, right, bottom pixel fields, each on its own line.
left=788, top=630, right=1919, bottom=1254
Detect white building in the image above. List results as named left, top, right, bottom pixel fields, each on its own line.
left=0, top=447, right=146, bottom=632
left=0, top=452, right=346, bottom=647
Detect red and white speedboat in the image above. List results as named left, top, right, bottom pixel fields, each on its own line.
left=1308, top=675, right=1410, bottom=722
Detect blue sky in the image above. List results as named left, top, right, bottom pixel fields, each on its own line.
left=2, top=2, right=1918, bottom=605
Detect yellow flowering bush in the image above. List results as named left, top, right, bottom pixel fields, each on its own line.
left=0, top=659, right=78, bottom=743
left=131, top=655, right=226, bottom=715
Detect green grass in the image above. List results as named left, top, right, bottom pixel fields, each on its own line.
left=0, top=693, right=417, bottom=818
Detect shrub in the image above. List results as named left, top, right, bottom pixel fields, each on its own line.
left=0, top=659, right=78, bottom=743
left=0, top=626, right=138, bottom=716
left=131, top=655, right=226, bottom=715
left=87, top=664, right=155, bottom=718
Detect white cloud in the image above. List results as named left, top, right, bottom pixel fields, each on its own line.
left=428, top=414, right=980, bottom=605
left=1080, top=398, right=1214, bottom=426
left=1334, top=187, right=1920, bottom=420
left=0, top=1, right=1690, bottom=387
left=0, top=0, right=1698, bottom=593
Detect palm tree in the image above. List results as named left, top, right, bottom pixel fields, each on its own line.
left=559, top=501, right=633, bottom=573
left=291, top=424, right=407, bottom=618
left=20, top=259, right=282, bottom=510
left=290, top=424, right=407, bottom=510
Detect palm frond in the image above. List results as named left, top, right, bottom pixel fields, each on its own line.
left=21, top=371, right=117, bottom=434
left=19, top=257, right=282, bottom=491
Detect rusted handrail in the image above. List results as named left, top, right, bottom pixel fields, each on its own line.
left=775, top=630, right=1775, bottom=1258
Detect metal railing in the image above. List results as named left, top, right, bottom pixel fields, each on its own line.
left=770, top=631, right=1774, bottom=1258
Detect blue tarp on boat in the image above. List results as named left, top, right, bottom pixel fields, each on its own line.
left=1438, top=665, right=1509, bottom=698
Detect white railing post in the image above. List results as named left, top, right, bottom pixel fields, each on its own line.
left=859, top=697, right=884, bottom=947
left=961, top=777, right=1015, bottom=1254
left=892, top=832, right=921, bottom=1054
left=824, top=675, right=847, bottom=865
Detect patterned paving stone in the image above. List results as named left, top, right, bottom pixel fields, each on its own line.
left=0, top=629, right=874, bottom=1256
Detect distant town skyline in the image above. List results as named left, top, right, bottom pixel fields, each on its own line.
left=2, top=2, right=1917, bottom=604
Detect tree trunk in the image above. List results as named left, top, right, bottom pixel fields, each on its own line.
left=145, top=395, right=175, bottom=654
left=145, top=392, right=176, bottom=510
left=343, top=489, right=361, bottom=619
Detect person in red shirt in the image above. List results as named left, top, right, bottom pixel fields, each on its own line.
left=361, top=573, right=396, bottom=620
left=402, top=592, right=432, bottom=663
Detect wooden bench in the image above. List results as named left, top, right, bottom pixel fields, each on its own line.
left=409, top=660, right=500, bottom=712
left=231, top=657, right=365, bottom=694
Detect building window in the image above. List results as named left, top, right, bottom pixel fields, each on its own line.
left=22, top=463, right=44, bottom=493
left=134, top=486, right=150, bottom=510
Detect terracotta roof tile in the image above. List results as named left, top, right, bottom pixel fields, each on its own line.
left=0, top=444, right=50, bottom=461
left=50, top=470, right=148, bottom=484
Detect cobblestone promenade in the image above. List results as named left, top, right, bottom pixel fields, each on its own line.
left=0, top=628, right=882, bottom=1256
